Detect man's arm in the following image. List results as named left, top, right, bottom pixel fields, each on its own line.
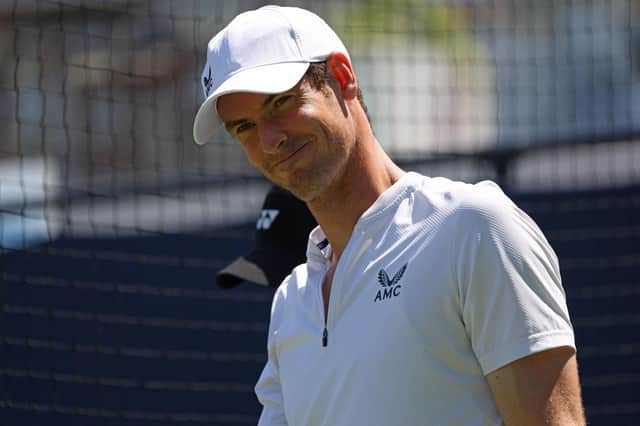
left=256, top=286, right=288, bottom=426
left=486, top=346, right=586, bottom=426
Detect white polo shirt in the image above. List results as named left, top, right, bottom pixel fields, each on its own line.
left=256, top=172, right=575, bottom=426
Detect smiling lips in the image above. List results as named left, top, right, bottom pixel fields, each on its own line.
left=274, top=140, right=311, bottom=170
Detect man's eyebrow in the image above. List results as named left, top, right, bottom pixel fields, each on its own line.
left=263, top=93, right=279, bottom=108
left=224, top=118, right=248, bottom=132
left=223, top=93, right=284, bottom=131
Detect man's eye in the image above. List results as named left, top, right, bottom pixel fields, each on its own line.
left=235, top=122, right=255, bottom=134
left=274, top=95, right=292, bottom=108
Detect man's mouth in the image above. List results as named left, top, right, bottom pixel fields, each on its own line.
left=274, top=141, right=310, bottom=169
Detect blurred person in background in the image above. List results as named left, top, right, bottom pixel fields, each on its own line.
left=216, top=185, right=317, bottom=289
left=194, top=5, right=585, bottom=426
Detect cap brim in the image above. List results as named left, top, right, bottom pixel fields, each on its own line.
left=215, top=256, right=270, bottom=289
left=193, top=62, right=311, bottom=145
left=215, top=246, right=304, bottom=289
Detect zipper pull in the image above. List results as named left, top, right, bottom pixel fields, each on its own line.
left=322, top=327, right=328, bottom=347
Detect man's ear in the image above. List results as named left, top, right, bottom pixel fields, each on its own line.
left=326, top=52, right=357, bottom=100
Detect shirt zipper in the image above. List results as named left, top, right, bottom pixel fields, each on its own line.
left=321, top=273, right=329, bottom=348
left=319, top=262, right=330, bottom=348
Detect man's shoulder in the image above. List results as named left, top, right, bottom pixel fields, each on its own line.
left=408, top=173, right=511, bottom=215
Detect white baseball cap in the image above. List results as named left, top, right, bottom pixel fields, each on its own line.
left=192, top=5, right=350, bottom=145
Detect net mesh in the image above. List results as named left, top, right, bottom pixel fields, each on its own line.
left=1, top=0, right=639, bottom=424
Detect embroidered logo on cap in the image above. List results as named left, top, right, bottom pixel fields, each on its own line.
left=203, top=66, right=213, bottom=97
left=257, top=209, right=280, bottom=230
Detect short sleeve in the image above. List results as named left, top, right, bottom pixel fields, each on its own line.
left=256, top=289, right=288, bottom=426
left=454, top=182, right=575, bottom=375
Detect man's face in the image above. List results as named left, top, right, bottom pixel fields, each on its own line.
left=217, top=76, right=354, bottom=202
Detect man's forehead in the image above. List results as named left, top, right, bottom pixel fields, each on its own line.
left=216, top=91, right=272, bottom=122
left=217, top=80, right=305, bottom=123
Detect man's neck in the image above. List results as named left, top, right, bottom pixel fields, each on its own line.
left=308, top=141, right=405, bottom=260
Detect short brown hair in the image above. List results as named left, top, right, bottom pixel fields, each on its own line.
left=304, top=62, right=372, bottom=125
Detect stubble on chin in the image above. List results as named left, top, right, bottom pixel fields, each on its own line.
left=283, top=158, right=346, bottom=204
left=270, top=172, right=317, bottom=202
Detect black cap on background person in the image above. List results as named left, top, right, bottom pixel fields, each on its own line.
left=216, top=185, right=317, bottom=289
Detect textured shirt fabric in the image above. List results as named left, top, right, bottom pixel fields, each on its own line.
left=256, top=172, right=575, bottom=426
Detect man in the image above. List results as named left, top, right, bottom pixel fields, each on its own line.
left=216, top=184, right=317, bottom=289
left=194, top=5, right=586, bottom=425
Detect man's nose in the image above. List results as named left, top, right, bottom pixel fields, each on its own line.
left=258, top=122, right=287, bottom=153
